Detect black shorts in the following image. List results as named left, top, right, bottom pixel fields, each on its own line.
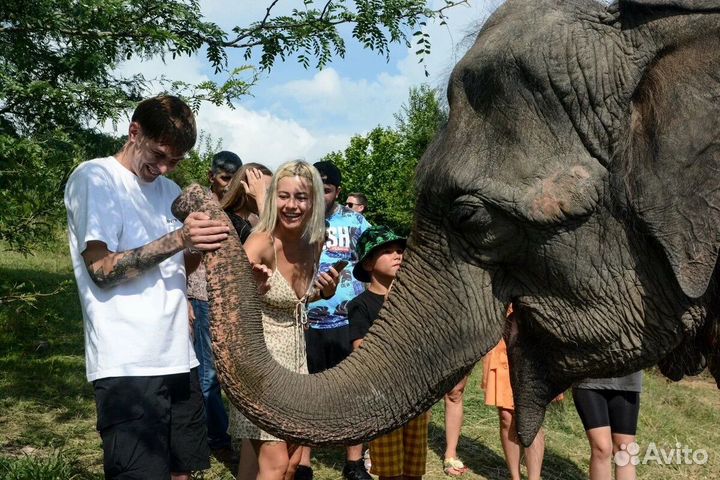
left=93, top=368, right=210, bottom=479
left=305, top=325, right=352, bottom=374
left=572, top=388, right=640, bottom=435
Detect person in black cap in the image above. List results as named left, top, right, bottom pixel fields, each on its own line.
left=208, top=150, right=243, bottom=200
left=295, top=161, right=372, bottom=480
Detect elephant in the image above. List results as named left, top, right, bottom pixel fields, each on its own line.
left=172, top=0, right=720, bottom=448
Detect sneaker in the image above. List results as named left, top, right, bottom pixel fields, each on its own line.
left=342, top=459, right=372, bottom=480
left=295, top=465, right=314, bottom=480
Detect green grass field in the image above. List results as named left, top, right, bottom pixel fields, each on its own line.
left=1, top=244, right=718, bottom=479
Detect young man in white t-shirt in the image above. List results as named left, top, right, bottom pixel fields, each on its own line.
left=64, top=95, right=230, bottom=480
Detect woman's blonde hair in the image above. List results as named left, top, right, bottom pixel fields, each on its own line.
left=220, top=162, right=272, bottom=214
left=255, top=160, right=326, bottom=244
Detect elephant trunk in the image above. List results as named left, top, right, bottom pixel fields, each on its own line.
left=173, top=185, right=504, bottom=445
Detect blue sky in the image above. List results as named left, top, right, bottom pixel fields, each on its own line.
left=108, top=1, right=501, bottom=170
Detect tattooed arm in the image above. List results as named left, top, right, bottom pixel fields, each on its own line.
left=82, top=211, right=229, bottom=289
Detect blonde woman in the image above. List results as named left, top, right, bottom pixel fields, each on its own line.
left=231, top=160, right=341, bottom=480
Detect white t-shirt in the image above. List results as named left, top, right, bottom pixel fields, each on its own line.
left=64, top=156, right=198, bottom=381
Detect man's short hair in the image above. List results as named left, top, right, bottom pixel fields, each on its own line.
left=313, top=161, right=342, bottom=187
left=131, top=95, right=197, bottom=154
left=348, top=192, right=368, bottom=208
left=211, top=151, right=243, bottom=174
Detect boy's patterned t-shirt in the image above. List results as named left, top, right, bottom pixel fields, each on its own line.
left=308, top=205, right=371, bottom=329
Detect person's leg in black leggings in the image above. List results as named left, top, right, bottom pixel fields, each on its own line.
left=608, top=391, right=640, bottom=480
left=573, top=388, right=613, bottom=480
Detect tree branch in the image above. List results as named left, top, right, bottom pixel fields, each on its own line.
left=220, top=0, right=468, bottom=49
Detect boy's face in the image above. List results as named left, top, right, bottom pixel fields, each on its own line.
left=364, top=241, right=405, bottom=279
left=209, top=168, right=235, bottom=200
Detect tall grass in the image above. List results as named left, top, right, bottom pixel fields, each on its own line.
left=0, top=451, right=97, bottom=480
left=1, top=243, right=718, bottom=479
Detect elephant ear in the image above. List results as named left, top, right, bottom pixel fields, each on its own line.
left=619, top=2, right=720, bottom=298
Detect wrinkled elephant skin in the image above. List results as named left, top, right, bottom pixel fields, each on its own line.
left=174, top=0, right=720, bottom=447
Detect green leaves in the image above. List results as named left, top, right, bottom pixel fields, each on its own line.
left=166, top=67, right=257, bottom=113
left=0, top=130, right=123, bottom=253
left=0, top=0, right=465, bottom=252
left=222, top=0, right=466, bottom=70
left=167, top=132, right=221, bottom=188
left=326, top=85, right=447, bottom=235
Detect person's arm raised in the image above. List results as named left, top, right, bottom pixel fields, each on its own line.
left=242, top=168, right=271, bottom=216
left=243, top=231, right=275, bottom=294
left=82, top=211, right=229, bottom=289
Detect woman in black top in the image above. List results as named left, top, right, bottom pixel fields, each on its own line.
left=221, top=163, right=272, bottom=243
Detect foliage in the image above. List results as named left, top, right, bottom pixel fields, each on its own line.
left=228, top=0, right=465, bottom=71
left=0, top=0, right=465, bottom=133
left=0, top=0, right=465, bottom=252
left=0, top=131, right=124, bottom=254
left=328, top=85, right=448, bottom=234
left=167, top=132, right=222, bottom=189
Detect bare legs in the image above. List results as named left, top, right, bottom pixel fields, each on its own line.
left=498, top=408, right=544, bottom=480
left=613, top=433, right=637, bottom=480
left=238, top=439, right=260, bottom=479
left=299, top=445, right=362, bottom=464
left=238, top=440, right=303, bottom=480
left=379, top=476, right=422, bottom=480
left=346, top=444, right=364, bottom=462
left=297, top=447, right=311, bottom=475
left=498, top=409, right=521, bottom=480
left=585, top=427, right=637, bottom=480
left=443, top=376, right=468, bottom=475
left=297, top=444, right=364, bottom=478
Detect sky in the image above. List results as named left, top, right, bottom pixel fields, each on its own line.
left=106, top=1, right=503, bottom=170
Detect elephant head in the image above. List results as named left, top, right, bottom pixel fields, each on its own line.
left=173, top=0, right=720, bottom=447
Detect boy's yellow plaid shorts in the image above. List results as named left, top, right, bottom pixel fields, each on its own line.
left=369, top=411, right=430, bottom=477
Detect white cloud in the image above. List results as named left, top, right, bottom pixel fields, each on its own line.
left=267, top=1, right=500, bottom=134
left=278, top=68, right=345, bottom=100
left=195, top=103, right=350, bottom=170
left=100, top=0, right=504, bottom=170
left=271, top=67, right=411, bottom=131
left=98, top=101, right=349, bottom=172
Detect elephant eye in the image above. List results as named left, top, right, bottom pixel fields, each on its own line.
left=450, top=195, right=492, bottom=232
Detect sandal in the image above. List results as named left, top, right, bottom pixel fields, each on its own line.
left=443, top=457, right=469, bottom=476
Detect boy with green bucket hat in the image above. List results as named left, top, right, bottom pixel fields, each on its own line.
left=347, top=225, right=430, bottom=480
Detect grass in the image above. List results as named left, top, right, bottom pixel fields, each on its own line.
left=1, top=243, right=719, bottom=479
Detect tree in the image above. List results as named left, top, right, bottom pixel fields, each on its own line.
left=0, top=0, right=466, bottom=252
left=329, top=85, right=447, bottom=234
left=167, top=132, right=222, bottom=189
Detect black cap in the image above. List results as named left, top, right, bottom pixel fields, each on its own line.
left=211, top=151, right=243, bottom=174
left=313, top=161, right=342, bottom=187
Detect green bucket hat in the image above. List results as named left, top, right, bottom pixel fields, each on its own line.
left=353, top=225, right=407, bottom=282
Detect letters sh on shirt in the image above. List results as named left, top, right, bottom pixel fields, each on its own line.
left=307, top=206, right=371, bottom=329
